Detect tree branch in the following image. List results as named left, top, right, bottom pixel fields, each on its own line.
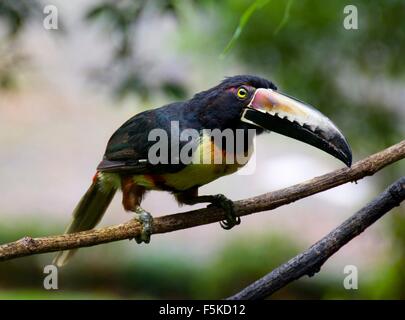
left=0, top=140, right=404, bottom=262
left=227, top=176, right=405, bottom=300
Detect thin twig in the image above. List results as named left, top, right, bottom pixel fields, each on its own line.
left=0, top=140, right=404, bottom=262
left=227, top=176, right=405, bottom=300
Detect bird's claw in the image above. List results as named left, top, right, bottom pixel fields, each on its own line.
left=133, top=208, right=153, bottom=244
left=208, top=194, right=240, bottom=230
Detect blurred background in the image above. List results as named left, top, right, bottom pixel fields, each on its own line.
left=0, top=0, right=404, bottom=299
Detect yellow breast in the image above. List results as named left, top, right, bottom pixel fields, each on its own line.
left=133, top=134, right=254, bottom=191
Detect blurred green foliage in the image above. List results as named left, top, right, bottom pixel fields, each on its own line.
left=0, top=0, right=40, bottom=89
left=1, top=221, right=403, bottom=299
left=0, top=0, right=40, bottom=36
left=84, top=0, right=190, bottom=100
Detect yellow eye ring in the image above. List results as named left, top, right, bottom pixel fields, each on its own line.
left=237, top=87, right=248, bottom=99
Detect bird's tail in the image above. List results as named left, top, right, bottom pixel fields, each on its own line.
left=53, top=173, right=117, bottom=267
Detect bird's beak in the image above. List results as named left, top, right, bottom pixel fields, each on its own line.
left=241, top=88, right=352, bottom=166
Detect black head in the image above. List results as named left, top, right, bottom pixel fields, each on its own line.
left=188, top=75, right=276, bottom=130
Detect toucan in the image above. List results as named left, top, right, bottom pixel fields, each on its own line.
left=53, top=75, right=352, bottom=266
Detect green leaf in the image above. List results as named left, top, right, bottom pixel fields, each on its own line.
left=220, top=0, right=271, bottom=59
left=274, top=0, right=293, bottom=35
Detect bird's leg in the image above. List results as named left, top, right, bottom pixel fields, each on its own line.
left=205, top=194, right=240, bottom=230
left=175, top=188, right=240, bottom=230
left=132, top=206, right=153, bottom=244
left=121, top=177, right=152, bottom=244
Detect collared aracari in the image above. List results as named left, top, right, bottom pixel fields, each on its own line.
left=53, top=75, right=352, bottom=266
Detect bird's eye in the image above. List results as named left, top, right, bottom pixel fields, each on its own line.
left=237, top=87, right=248, bottom=100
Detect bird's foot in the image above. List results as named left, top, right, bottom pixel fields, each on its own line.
left=208, top=194, right=240, bottom=230
left=133, top=207, right=153, bottom=244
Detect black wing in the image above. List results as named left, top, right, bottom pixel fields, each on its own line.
left=97, top=102, right=198, bottom=175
